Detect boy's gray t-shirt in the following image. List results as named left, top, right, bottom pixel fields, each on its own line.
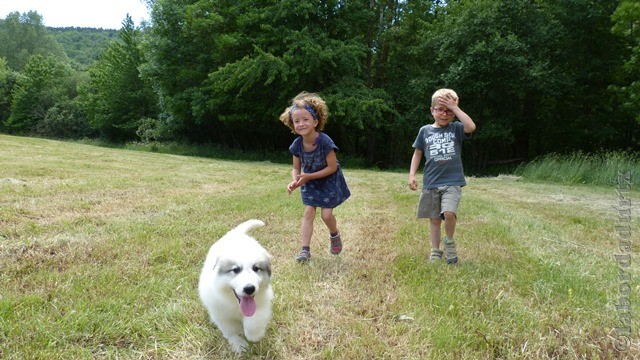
left=412, top=121, right=470, bottom=189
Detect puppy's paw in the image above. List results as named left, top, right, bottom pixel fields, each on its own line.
left=228, top=336, right=249, bottom=353
left=244, top=326, right=267, bottom=342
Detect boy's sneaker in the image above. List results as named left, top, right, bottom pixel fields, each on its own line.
left=444, top=237, right=458, bottom=264
left=429, top=249, right=443, bottom=261
left=296, top=249, right=311, bottom=262
left=330, top=232, right=342, bottom=254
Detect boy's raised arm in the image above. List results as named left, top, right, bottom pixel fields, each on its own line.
left=439, top=95, right=476, bottom=133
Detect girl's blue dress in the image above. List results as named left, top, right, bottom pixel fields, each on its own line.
left=289, top=132, right=351, bottom=208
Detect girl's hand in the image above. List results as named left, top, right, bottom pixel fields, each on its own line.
left=296, top=173, right=311, bottom=186
left=287, top=173, right=312, bottom=194
left=287, top=180, right=298, bottom=195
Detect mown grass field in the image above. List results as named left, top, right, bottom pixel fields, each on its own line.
left=1, top=134, right=638, bottom=359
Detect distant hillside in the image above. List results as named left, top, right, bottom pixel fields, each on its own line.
left=48, top=27, right=118, bottom=67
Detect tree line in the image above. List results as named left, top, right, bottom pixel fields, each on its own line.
left=0, top=0, right=638, bottom=170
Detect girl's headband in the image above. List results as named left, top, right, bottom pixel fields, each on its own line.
left=290, top=103, right=318, bottom=121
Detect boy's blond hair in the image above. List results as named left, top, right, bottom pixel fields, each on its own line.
left=279, top=92, right=329, bottom=133
left=431, top=89, right=458, bottom=107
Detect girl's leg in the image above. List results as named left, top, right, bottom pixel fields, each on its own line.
left=429, top=218, right=442, bottom=249
left=297, top=206, right=316, bottom=262
left=321, top=208, right=342, bottom=254
left=320, top=207, right=338, bottom=234
left=301, top=206, right=317, bottom=247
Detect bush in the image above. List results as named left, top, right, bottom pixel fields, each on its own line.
left=34, top=102, right=94, bottom=139
left=135, top=116, right=175, bottom=143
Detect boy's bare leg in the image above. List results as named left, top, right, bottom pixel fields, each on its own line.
left=442, top=211, right=459, bottom=264
left=429, top=219, right=442, bottom=249
left=443, top=211, right=456, bottom=240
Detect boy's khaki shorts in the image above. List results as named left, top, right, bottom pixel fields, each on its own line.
left=417, top=186, right=462, bottom=219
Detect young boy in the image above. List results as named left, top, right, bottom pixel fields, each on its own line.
left=408, top=89, right=476, bottom=263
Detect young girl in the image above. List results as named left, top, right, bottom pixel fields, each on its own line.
left=279, top=92, right=351, bottom=262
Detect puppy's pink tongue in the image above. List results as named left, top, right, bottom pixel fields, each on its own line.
left=240, top=296, right=256, bottom=317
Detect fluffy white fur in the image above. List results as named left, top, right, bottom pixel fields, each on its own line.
left=198, top=219, right=273, bottom=354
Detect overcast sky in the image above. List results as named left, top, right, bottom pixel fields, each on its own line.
left=0, top=0, right=150, bottom=29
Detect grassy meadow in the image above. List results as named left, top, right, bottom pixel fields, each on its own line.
left=1, top=134, right=638, bottom=359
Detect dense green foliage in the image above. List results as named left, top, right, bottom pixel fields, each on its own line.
left=0, top=1, right=638, bottom=169
left=611, top=0, right=640, bottom=127
left=0, top=11, right=65, bottom=71
left=3, top=54, right=79, bottom=135
left=80, top=16, right=158, bottom=141
left=48, top=27, right=118, bottom=67
left=0, top=59, right=17, bottom=127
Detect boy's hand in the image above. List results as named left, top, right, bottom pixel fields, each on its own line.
left=408, top=175, right=418, bottom=191
left=438, top=94, right=459, bottom=110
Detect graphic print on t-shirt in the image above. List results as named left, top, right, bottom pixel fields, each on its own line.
left=425, top=132, right=456, bottom=162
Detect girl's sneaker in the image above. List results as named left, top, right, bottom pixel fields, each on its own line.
left=429, top=249, right=443, bottom=261
left=330, top=233, right=342, bottom=254
left=296, top=249, right=311, bottom=262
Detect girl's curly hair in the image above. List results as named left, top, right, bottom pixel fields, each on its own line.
left=279, top=92, right=329, bottom=133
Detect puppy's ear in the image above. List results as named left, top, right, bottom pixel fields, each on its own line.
left=265, top=262, right=272, bottom=277
left=263, top=253, right=272, bottom=277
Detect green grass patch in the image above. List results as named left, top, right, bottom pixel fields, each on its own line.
left=515, top=151, right=640, bottom=186
left=1, top=134, right=638, bottom=359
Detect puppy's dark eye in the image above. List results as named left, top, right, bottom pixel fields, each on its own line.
left=252, top=265, right=262, bottom=272
left=231, top=267, right=241, bottom=274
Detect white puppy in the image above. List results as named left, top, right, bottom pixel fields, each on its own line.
left=198, top=219, right=273, bottom=354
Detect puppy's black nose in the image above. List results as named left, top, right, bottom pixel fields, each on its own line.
left=243, top=285, right=255, bottom=295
